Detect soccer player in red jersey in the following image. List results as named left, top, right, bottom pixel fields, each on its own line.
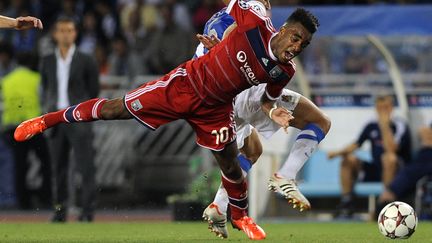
left=14, top=0, right=319, bottom=240
left=0, top=15, right=43, bottom=30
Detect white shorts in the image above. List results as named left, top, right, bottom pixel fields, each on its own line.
left=234, top=84, right=301, bottom=148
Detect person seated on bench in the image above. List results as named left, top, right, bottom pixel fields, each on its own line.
left=378, top=126, right=432, bottom=214
left=327, top=95, right=411, bottom=217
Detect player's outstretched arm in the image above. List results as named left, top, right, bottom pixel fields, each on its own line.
left=327, top=143, right=359, bottom=159
left=0, top=15, right=43, bottom=30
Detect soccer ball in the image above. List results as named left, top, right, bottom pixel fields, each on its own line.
left=377, top=201, right=418, bottom=239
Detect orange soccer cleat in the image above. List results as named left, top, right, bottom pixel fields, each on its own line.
left=14, top=116, right=47, bottom=142
left=231, top=216, right=266, bottom=240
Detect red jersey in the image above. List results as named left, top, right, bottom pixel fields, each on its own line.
left=185, top=0, right=296, bottom=106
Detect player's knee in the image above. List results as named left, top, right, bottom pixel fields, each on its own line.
left=250, top=150, right=262, bottom=164
left=317, top=113, right=331, bottom=135
left=245, top=147, right=262, bottom=164
left=341, top=154, right=357, bottom=168
left=220, top=162, right=242, bottom=180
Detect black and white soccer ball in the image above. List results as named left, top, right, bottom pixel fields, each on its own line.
left=377, top=201, right=418, bottom=239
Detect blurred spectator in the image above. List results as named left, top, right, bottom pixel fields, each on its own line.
left=378, top=126, right=432, bottom=216
left=398, top=54, right=418, bottom=73
left=108, top=34, right=146, bottom=81
left=0, top=137, right=15, bottom=207
left=167, top=0, right=193, bottom=32
left=78, top=11, right=99, bottom=54
left=57, top=0, right=81, bottom=26
left=147, top=3, right=193, bottom=74
left=120, top=0, right=157, bottom=53
left=40, top=17, right=99, bottom=222
left=39, top=0, right=62, bottom=31
left=2, top=0, right=26, bottom=18
left=0, top=41, right=15, bottom=78
left=300, top=38, right=330, bottom=74
left=95, top=0, right=118, bottom=40
left=327, top=95, right=412, bottom=218
left=11, top=9, right=38, bottom=52
left=1, top=52, right=52, bottom=209
left=94, top=43, right=109, bottom=77
left=120, top=0, right=160, bottom=39
left=344, top=46, right=366, bottom=74
left=36, top=25, right=56, bottom=57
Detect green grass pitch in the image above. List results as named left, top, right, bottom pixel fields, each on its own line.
left=0, top=221, right=431, bottom=242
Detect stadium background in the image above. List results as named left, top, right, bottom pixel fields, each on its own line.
left=0, top=0, right=432, bottom=239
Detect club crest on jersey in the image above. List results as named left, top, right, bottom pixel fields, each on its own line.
left=131, top=99, right=143, bottom=111
left=281, top=95, right=294, bottom=103
left=269, top=66, right=283, bottom=78
left=237, top=51, right=259, bottom=85
left=238, top=0, right=249, bottom=9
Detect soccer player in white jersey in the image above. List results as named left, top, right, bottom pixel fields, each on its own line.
left=196, top=1, right=331, bottom=238
left=0, top=15, right=43, bottom=30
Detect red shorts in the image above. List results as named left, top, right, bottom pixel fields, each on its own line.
left=124, top=67, right=236, bottom=151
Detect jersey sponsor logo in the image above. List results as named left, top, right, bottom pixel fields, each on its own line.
left=237, top=51, right=247, bottom=62
left=261, top=57, right=269, bottom=66
left=131, top=99, right=143, bottom=111
left=237, top=51, right=259, bottom=85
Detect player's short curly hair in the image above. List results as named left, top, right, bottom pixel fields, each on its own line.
left=285, top=8, right=319, bottom=34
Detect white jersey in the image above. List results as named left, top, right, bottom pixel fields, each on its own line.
left=234, top=84, right=301, bottom=148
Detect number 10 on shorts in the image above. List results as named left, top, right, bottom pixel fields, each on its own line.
left=211, top=127, right=229, bottom=145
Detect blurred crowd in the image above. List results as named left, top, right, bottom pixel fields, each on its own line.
left=300, top=37, right=432, bottom=75
left=0, top=0, right=431, bottom=84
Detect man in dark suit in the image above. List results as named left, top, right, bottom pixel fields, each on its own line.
left=40, top=16, right=99, bottom=222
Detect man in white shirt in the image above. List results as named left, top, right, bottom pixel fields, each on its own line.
left=39, top=16, right=100, bottom=223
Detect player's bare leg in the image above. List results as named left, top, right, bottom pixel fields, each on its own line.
left=381, top=152, right=398, bottom=186
left=211, top=142, right=266, bottom=240
left=203, top=129, right=262, bottom=238
left=269, top=96, right=331, bottom=211
left=240, top=129, right=263, bottom=163
left=14, top=98, right=131, bottom=141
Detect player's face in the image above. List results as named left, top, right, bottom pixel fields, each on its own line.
left=274, top=23, right=312, bottom=64
left=54, top=22, right=77, bottom=48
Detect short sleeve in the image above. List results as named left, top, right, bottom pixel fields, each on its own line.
left=265, top=81, right=287, bottom=100
left=356, top=123, right=372, bottom=146
left=225, top=0, right=267, bottom=27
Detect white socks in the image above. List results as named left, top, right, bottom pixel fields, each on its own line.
left=277, top=123, right=326, bottom=180
left=212, top=154, right=252, bottom=214
left=213, top=183, right=229, bottom=213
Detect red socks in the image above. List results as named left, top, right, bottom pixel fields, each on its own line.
left=221, top=174, right=248, bottom=220
left=44, top=98, right=107, bottom=128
